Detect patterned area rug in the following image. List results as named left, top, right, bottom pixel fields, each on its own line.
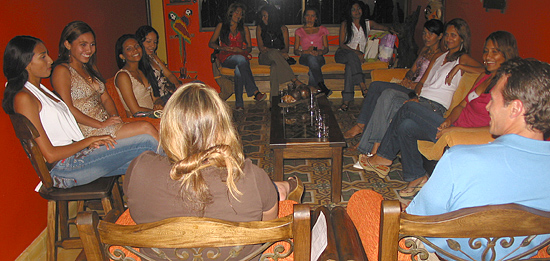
left=232, top=98, right=412, bottom=207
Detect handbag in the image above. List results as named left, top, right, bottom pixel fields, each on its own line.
left=378, top=34, right=397, bottom=62
left=364, top=38, right=380, bottom=60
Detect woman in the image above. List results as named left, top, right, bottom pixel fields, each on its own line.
left=256, top=4, right=305, bottom=97
left=2, top=36, right=158, bottom=189
left=135, top=25, right=181, bottom=105
left=124, top=83, right=301, bottom=259
left=294, top=6, right=332, bottom=96
left=115, top=34, right=160, bottom=117
left=51, top=21, right=158, bottom=141
left=336, top=1, right=391, bottom=111
left=363, top=31, right=519, bottom=197
left=354, top=18, right=482, bottom=157
left=208, top=2, right=266, bottom=111
left=344, top=19, right=444, bottom=135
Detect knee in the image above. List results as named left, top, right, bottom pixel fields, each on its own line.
left=137, top=122, right=159, bottom=140
left=234, top=55, right=248, bottom=65
left=398, top=119, right=416, bottom=136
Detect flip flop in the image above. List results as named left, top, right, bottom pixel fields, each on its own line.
left=399, top=178, right=428, bottom=198
left=286, top=176, right=304, bottom=203
left=359, top=155, right=391, bottom=179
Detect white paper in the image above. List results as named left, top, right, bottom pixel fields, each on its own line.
left=35, top=182, right=42, bottom=192
left=310, top=211, right=328, bottom=261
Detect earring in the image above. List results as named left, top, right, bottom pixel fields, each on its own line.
left=122, top=59, right=126, bottom=63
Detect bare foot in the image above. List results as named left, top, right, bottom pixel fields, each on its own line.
left=364, top=154, right=392, bottom=166
left=400, top=176, right=428, bottom=194
left=344, top=124, right=364, bottom=139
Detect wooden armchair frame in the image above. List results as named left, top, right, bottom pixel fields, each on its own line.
left=379, top=200, right=550, bottom=261
left=9, top=113, right=124, bottom=261
left=77, top=204, right=311, bottom=261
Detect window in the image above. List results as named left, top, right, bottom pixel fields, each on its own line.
left=199, top=0, right=348, bottom=31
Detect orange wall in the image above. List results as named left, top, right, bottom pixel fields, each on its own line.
left=410, top=0, right=550, bottom=63
left=0, top=1, right=147, bottom=259
left=162, top=0, right=219, bottom=91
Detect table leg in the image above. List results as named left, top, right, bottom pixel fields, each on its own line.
left=273, top=149, right=284, bottom=181
left=331, top=147, right=343, bottom=203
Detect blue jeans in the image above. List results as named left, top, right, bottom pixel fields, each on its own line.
left=356, top=81, right=411, bottom=125
left=50, top=134, right=158, bottom=188
left=335, top=48, right=364, bottom=102
left=299, top=54, right=325, bottom=86
left=357, top=89, right=410, bottom=154
left=222, top=55, right=259, bottom=107
left=377, top=101, right=446, bottom=182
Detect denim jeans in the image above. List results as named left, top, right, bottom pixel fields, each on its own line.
left=377, top=100, right=446, bottom=182
left=50, top=134, right=158, bottom=188
left=299, top=54, right=325, bottom=86
left=335, top=48, right=364, bottom=102
left=356, top=81, right=411, bottom=125
left=222, top=55, right=259, bottom=107
left=357, top=89, right=410, bottom=154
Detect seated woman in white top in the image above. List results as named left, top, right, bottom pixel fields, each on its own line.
left=2, top=35, right=158, bottom=189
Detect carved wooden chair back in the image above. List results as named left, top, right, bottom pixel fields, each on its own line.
left=77, top=204, right=312, bottom=261
left=378, top=200, right=550, bottom=261
left=9, top=113, right=124, bottom=261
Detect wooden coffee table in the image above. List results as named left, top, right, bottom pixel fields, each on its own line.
left=270, top=95, right=346, bottom=203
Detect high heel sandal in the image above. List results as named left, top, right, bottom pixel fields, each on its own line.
left=286, top=176, right=304, bottom=203
left=360, top=83, right=368, bottom=97
left=399, top=178, right=428, bottom=197
left=338, top=101, right=350, bottom=112
left=344, top=124, right=363, bottom=139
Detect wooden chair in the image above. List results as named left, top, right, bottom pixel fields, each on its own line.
left=76, top=204, right=311, bottom=261
left=8, top=113, right=124, bottom=261
left=379, top=200, right=550, bottom=261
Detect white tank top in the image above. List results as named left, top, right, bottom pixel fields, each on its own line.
left=420, top=51, right=463, bottom=109
left=24, top=82, right=84, bottom=146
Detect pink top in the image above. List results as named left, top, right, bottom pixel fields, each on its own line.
left=454, top=74, right=492, bottom=128
left=295, top=26, right=329, bottom=50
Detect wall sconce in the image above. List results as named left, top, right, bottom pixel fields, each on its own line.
left=483, top=0, right=506, bottom=13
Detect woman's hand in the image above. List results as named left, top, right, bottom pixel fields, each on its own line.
left=445, top=65, right=461, bottom=85
left=259, top=46, right=268, bottom=53
left=436, top=119, right=453, bottom=139
left=280, top=51, right=290, bottom=59
left=355, top=50, right=365, bottom=63
left=401, top=78, right=415, bottom=89
left=100, top=116, right=123, bottom=128
left=88, top=135, right=117, bottom=150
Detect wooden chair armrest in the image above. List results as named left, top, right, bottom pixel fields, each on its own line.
left=330, top=206, right=369, bottom=260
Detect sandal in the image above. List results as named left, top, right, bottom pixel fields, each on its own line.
left=344, top=124, right=363, bottom=139
left=358, top=155, right=391, bottom=179
left=338, top=102, right=350, bottom=112
left=286, top=176, right=304, bottom=203
left=254, top=91, right=267, bottom=102
left=399, top=178, right=428, bottom=198
left=360, top=83, right=368, bottom=97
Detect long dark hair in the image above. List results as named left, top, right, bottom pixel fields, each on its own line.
left=343, top=1, right=369, bottom=45
left=53, top=21, right=104, bottom=83
left=115, top=34, right=160, bottom=97
left=135, top=25, right=159, bottom=53
left=219, top=2, right=247, bottom=46
left=445, top=18, right=471, bottom=62
left=3, top=36, right=42, bottom=114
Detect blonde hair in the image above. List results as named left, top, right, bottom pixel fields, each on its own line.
left=160, top=83, right=244, bottom=214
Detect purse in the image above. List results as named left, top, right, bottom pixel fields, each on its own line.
left=286, top=57, right=297, bottom=65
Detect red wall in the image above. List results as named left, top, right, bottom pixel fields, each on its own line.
left=0, top=1, right=147, bottom=259
left=410, top=0, right=550, bottom=63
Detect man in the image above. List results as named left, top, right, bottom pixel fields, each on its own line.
left=406, top=58, right=550, bottom=259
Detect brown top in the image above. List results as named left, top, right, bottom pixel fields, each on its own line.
left=124, top=151, right=278, bottom=260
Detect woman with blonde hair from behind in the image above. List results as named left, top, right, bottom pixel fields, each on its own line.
left=124, top=83, right=301, bottom=259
